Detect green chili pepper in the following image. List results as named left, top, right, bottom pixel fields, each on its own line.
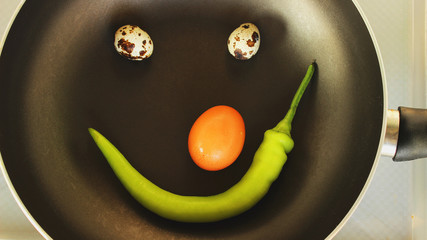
left=89, top=62, right=316, bottom=222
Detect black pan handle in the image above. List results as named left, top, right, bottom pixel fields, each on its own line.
left=384, top=107, right=427, bottom=161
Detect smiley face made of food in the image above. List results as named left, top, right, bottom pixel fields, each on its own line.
left=91, top=23, right=316, bottom=223
left=113, top=23, right=259, bottom=171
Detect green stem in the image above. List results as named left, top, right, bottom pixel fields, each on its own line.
left=272, top=61, right=316, bottom=135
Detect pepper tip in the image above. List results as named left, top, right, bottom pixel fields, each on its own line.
left=88, top=128, right=98, bottom=138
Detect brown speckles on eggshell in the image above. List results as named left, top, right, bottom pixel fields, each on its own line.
left=118, top=38, right=135, bottom=54
left=253, top=31, right=260, bottom=41
left=247, top=31, right=259, bottom=47
left=246, top=39, right=255, bottom=47
left=234, top=49, right=248, bottom=60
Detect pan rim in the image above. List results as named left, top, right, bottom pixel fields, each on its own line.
left=325, top=0, right=389, bottom=239
left=0, top=0, right=52, bottom=239
left=0, top=0, right=24, bottom=58
left=0, top=155, right=51, bottom=239
left=0, top=0, right=388, bottom=239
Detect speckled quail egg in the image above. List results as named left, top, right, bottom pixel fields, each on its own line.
left=114, top=25, right=153, bottom=61
left=227, top=23, right=260, bottom=60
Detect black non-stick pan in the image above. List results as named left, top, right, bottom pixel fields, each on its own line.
left=1, top=0, right=422, bottom=239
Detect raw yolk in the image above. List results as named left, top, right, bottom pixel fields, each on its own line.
left=188, top=105, right=245, bottom=171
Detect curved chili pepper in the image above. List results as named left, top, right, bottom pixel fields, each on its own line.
left=89, top=62, right=316, bottom=222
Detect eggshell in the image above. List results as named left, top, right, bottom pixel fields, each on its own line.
left=227, top=23, right=260, bottom=60
left=114, top=25, right=153, bottom=61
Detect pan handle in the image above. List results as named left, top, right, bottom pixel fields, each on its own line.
left=383, top=107, right=427, bottom=161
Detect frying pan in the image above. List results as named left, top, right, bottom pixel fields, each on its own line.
left=0, top=0, right=423, bottom=239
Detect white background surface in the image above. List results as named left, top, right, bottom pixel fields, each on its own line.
left=0, top=0, right=425, bottom=239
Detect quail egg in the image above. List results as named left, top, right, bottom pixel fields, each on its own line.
left=114, top=25, right=153, bottom=61
left=227, top=23, right=260, bottom=60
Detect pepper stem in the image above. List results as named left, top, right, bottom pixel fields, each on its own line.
left=272, top=61, right=316, bottom=135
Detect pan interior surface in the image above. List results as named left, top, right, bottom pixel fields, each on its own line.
left=0, top=0, right=384, bottom=239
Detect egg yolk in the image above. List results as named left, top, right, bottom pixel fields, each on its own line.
left=188, top=105, right=245, bottom=171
